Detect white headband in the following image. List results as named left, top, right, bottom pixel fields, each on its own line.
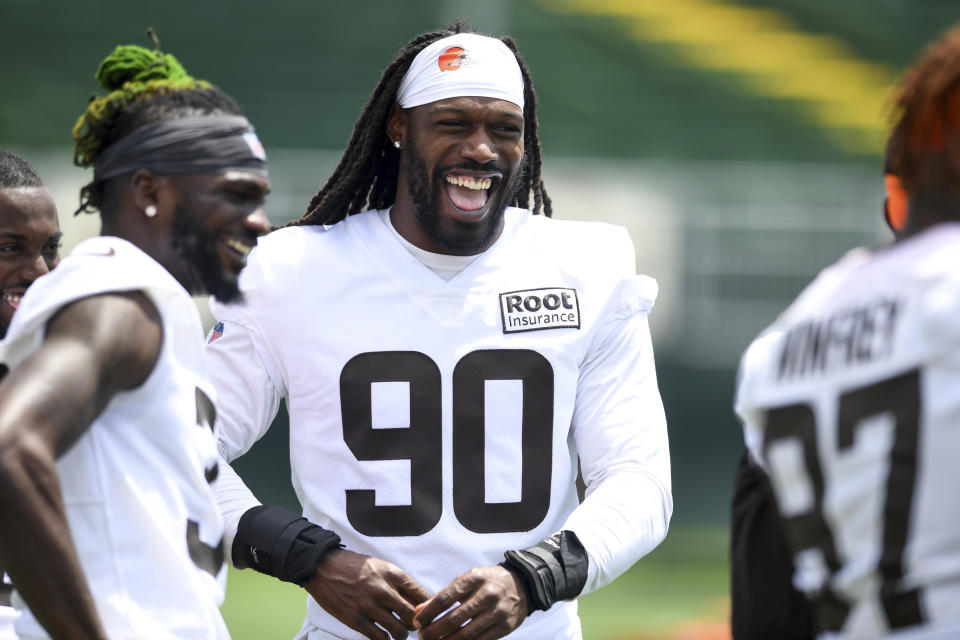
left=396, top=33, right=524, bottom=110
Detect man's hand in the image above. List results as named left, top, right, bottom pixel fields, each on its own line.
left=305, top=548, right=431, bottom=640
left=412, top=565, right=528, bottom=640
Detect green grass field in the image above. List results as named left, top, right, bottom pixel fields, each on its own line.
left=221, top=525, right=730, bottom=640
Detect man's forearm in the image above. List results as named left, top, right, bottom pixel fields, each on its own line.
left=0, top=437, right=106, bottom=639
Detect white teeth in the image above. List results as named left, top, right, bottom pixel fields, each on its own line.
left=445, top=175, right=492, bottom=190
left=224, top=238, right=252, bottom=257
left=3, top=293, right=21, bottom=309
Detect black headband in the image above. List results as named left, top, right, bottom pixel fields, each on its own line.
left=93, top=115, right=268, bottom=182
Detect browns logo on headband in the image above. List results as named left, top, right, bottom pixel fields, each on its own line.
left=396, top=33, right=525, bottom=109
left=438, top=47, right=466, bottom=71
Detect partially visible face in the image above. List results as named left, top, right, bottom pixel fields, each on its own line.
left=398, top=96, right=525, bottom=254
left=166, top=171, right=271, bottom=303
left=0, top=186, right=61, bottom=337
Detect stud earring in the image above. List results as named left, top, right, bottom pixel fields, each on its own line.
left=394, top=140, right=401, bottom=149
left=145, top=205, right=158, bottom=218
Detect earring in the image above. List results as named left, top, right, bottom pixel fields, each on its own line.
left=394, top=140, right=401, bottom=149
left=144, top=205, right=158, bottom=218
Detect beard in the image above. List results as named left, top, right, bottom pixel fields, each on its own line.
left=170, top=204, right=244, bottom=304
left=404, top=142, right=523, bottom=254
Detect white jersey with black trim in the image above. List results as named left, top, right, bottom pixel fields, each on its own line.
left=208, top=207, right=672, bottom=640
left=736, top=223, right=960, bottom=640
left=0, top=236, right=229, bottom=640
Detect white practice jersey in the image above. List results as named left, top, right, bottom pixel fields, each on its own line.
left=0, top=578, right=16, bottom=640
left=208, top=207, right=672, bottom=640
left=0, top=237, right=229, bottom=640
left=736, top=223, right=960, bottom=640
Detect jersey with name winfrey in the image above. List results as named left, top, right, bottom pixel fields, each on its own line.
left=736, top=224, right=960, bottom=639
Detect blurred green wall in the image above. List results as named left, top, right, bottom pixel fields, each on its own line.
left=7, top=0, right=959, bottom=161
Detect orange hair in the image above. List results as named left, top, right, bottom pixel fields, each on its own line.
left=891, top=24, right=960, bottom=195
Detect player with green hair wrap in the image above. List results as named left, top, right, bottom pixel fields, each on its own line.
left=0, top=33, right=270, bottom=640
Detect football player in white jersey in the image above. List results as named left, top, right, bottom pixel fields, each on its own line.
left=0, top=151, right=62, bottom=640
left=0, top=40, right=270, bottom=640
left=209, top=21, right=672, bottom=640
left=735, top=24, right=960, bottom=640
left=728, top=127, right=912, bottom=640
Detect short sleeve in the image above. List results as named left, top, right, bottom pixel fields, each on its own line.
left=204, top=312, right=282, bottom=462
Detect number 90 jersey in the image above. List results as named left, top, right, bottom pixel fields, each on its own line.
left=209, top=207, right=672, bottom=640
left=736, top=223, right=960, bottom=640
left=0, top=237, right=228, bottom=640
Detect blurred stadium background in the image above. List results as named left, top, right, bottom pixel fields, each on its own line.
left=4, top=0, right=960, bottom=637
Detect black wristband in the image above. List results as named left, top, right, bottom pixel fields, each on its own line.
left=500, top=530, right=589, bottom=612
left=234, top=505, right=343, bottom=585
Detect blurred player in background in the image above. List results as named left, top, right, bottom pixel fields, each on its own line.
left=728, top=121, right=910, bottom=640
left=735, top=24, right=960, bottom=640
left=0, top=38, right=269, bottom=639
left=0, top=150, right=62, bottom=639
left=209, top=20, right=672, bottom=640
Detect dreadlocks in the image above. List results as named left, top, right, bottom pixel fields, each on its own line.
left=890, top=23, right=960, bottom=200
left=295, top=21, right=551, bottom=227
left=72, top=31, right=244, bottom=215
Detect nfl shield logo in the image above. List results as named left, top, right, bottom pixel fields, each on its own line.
left=207, top=321, right=224, bottom=344
left=243, top=132, right=267, bottom=160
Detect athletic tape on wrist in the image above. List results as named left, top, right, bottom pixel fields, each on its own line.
left=235, top=505, right=342, bottom=585
left=500, top=530, right=588, bottom=612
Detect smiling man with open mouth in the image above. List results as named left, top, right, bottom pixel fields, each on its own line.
left=208, top=21, right=671, bottom=640
left=391, top=91, right=524, bottom=256
left=0, top=151, right=61, bottom=341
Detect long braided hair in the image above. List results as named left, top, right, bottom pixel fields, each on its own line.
left=293, top=21, right=551, bottom=227
left=72, top=31, right=244, bottom=215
